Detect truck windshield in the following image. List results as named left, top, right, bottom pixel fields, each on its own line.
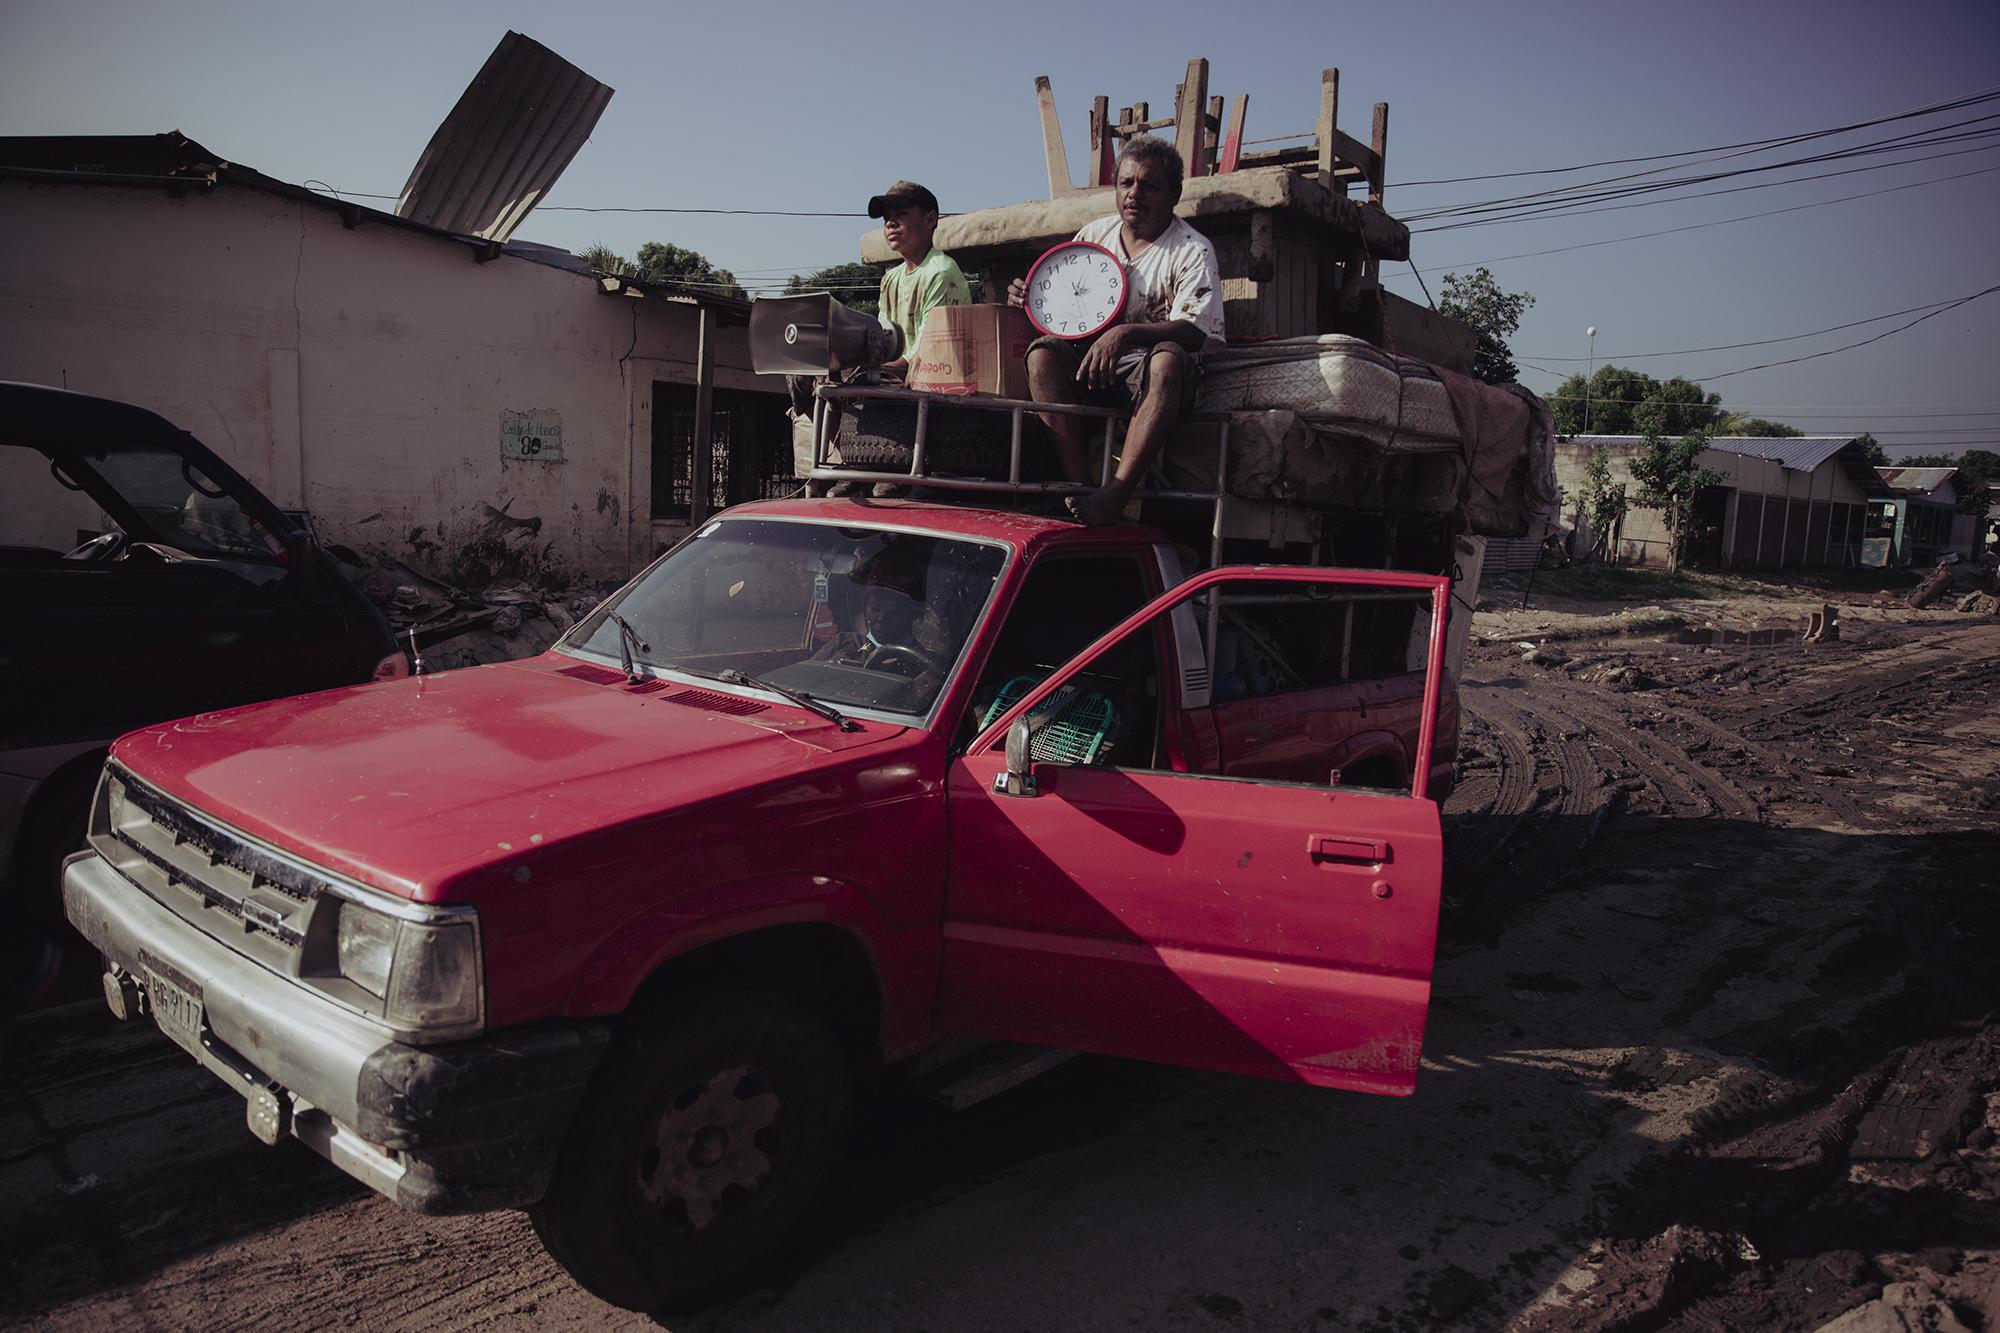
left=569, top=519, right=1007, bottom=718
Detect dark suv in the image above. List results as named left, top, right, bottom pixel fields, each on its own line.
left=2, top=382, right=402, bottom=1001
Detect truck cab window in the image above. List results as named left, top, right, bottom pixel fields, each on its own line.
left=962, top=555, right=1158, bottom=764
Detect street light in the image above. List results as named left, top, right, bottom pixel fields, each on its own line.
left=1585, top=326, right=1597, bottom=434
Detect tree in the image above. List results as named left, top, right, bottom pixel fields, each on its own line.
left=1576, top=446, right=1629, bottom=562
left=1713, top=414, right=1803, bottom=438
left=577, top=243, right=634, bottom=277
left=1438, top=267, right=1534, bottom=386
left=1854, top=433, right=1889, bottom=467
left=1628, top=430, right=1726, bottom=573
left=1550, top=365, right=1723, bottom=438
left=631, top=241, right=744, bottom=299
left=784, top=262, right=881, bottom=318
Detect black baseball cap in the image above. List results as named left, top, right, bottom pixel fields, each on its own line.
left=867, top=180, right=939, bottom=218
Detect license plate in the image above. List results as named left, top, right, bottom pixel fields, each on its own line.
left=144, top=963, right=205, bottom=1059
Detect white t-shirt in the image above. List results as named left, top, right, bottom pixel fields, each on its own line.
left=1073, top=214, right=1226, bottom=368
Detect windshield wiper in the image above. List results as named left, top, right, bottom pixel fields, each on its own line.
left=687, top=667, right=860, bottom=732
left=607, top=612, right=650, bottom=684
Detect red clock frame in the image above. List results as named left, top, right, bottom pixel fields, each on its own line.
left=1021, top=240, right=1130, bottom=340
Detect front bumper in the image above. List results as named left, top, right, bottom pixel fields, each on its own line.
left=63, top=851, right=608, bottom=1214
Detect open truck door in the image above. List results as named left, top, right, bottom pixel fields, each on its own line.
left=939, top=567, right=1450, bottom=1097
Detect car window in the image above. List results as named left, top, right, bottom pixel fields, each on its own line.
left=572, top=519, right=1006, bottom=718
left=80, top=447, right=286, bottom=562
left=0, top=443, right=107, bottom=557
left=962, top=554, right=1158, bottom=764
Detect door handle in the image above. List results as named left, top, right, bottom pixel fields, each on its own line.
left=1308, top=835, right=1388, bottom=865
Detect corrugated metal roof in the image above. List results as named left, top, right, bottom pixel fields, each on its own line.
left=394, top=31, right=612, bottom=243
left=1701, top=436, right=1856, bottom=472
left=1877, top=466, right=1958, bottom=495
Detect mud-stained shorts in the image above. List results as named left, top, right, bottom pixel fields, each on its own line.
left=1026, top=335, right=1199, bottom=415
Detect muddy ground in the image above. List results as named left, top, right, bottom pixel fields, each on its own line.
left=3, top=572, right=1995, bottom=1332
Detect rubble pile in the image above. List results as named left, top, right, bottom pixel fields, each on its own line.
left=330, top=547, right=608, bottom=669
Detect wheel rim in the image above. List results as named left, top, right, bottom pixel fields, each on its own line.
left=638, top=1064, right=782, bottom=1231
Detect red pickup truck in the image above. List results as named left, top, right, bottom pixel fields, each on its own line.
left=64, top=496, right=1455, bottom=1312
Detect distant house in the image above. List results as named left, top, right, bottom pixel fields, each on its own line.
left=1874, top=466, right=1980, bottom=564
left=0, top=133, right=790, bottom=588
left=1553, top=435, right=1893, bottom=568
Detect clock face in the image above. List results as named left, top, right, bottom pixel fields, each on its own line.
left=1023, top=241, right=1128, bottom=341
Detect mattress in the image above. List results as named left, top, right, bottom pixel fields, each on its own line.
left=1193, top=335, right=1464, bottom=453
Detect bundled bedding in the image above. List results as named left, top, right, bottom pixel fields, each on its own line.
left=1177, top=334, right=1560, bottom=537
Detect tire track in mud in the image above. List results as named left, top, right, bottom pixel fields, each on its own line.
left=1443, top=701, right=1539, bottom=871
left=1447, top=682, right=1613, bottom=894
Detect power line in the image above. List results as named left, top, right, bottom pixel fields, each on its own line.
left=1392, top=84, right=2000, bottom=188
left=1410, top=136, right=2000, bottom=235
left=1699, top=282, right=2000, bottom=381
left=1413, top=161, right=2000, bottom=272
left=1402, top=108, right=2000, bottom=223
left=1518, top=290, right=1994, bottom=361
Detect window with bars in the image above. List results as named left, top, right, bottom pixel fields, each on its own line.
left=650, top=382, right=795, bottom=523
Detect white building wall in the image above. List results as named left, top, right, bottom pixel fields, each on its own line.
left=1551, top=438, right=1874, bottom=567
left=0, top=182, right=773, bottom=584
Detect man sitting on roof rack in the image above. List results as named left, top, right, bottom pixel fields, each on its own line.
left=1009, top=135, right=1225, bottom=526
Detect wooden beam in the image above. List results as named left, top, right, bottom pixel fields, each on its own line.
left=1333, top=129, right=1379, bottom=179
left=1035, top=75, right=1076, bottom=197
left=1091, top=94, right=1114, bottom=187
left=1317, top=68, right=1339, bottom=189
left=1175, top=59, right=1209, bottom=178
left=1370, top=101, right=1389, bottom=204
left=1218, top=94, right=1248, bottom=173
left=1206, top=95, right=1224, bottom=175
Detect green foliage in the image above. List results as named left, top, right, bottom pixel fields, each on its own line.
left=1855, top=432, right=1889, bottom=467
left=1551, top=365, right=1724, bottom=437
left=575, top=241, right=745, bottom=298
left=1438, top=267, right=1534, bottom=386
left=632, top=241, right=744, bottom=299
left=1628, top=430, right=1727, bottom=572
left=577, top=243, right=633, bottom=277
left=1576, top=446, right=1629, bottom=561
left=784, top=262, right=882, bottom=318
left=1714, top=414, right=1803, bottom=437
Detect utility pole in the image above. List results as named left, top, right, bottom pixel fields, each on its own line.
left=1585, top=325, right=1596, bottom=434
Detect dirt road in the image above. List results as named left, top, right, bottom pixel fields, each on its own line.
left=4, top=608, right=1995, bottom=1332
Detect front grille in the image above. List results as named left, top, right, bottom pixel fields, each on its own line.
left=97, top=772, right=329, bottom=963
left=89, top=766, right=483, bottom=1041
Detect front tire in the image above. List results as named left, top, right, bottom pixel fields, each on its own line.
left=530, top=989, right=854, bottom=1313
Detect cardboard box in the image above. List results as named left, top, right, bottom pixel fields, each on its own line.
left=906, top=304, right=1035, bottom=400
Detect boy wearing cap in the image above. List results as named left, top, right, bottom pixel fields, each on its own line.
left=869, top=180, right=969, bottom=373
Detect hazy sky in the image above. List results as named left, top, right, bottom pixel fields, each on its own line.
left=4, top=0, right=1996, bottom=456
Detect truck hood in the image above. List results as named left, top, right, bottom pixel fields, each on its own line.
left=108, top=655, right=906, bottom=900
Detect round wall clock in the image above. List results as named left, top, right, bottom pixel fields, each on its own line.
left=1022, top=240, right=1129, bottom=340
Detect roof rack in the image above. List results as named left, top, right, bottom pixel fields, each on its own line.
left=806, top=382, right=1370, bottom=674
left=808, top=383, right=1237, bottom=569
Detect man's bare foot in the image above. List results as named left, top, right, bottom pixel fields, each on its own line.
left=1065, top=488, right=1131, bottom=526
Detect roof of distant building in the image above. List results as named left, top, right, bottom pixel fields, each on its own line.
left=1700, top=436, right=1856, bottom=473
left=1875, top=466, right=1959, bottom=498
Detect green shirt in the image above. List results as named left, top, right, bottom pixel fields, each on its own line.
left=878, top=247, right=970, bottom=359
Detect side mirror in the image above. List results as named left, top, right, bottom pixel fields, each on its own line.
left=994, top=716, right=1040, bottom=798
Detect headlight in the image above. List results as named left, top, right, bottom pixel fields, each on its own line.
left=335, top=901, right=482, bottom=1033
left=336, top=903, right=397, bottom=996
